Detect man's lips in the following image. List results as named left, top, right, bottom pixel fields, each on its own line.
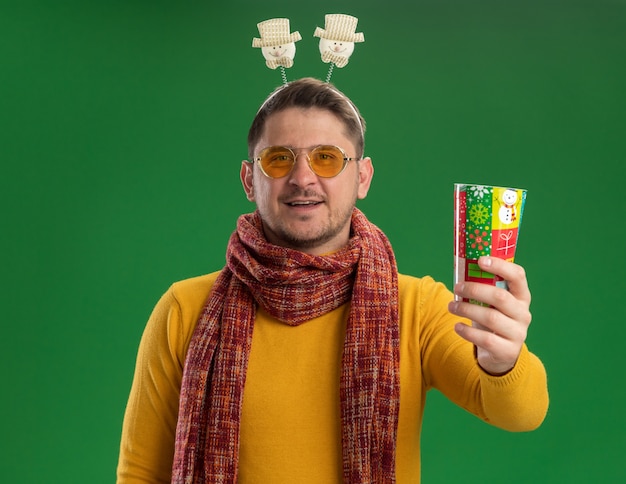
left=284, top=200, right=323, bottom=207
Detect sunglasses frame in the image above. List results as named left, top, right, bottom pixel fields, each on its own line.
left=249, top=145, right=360, bottom=179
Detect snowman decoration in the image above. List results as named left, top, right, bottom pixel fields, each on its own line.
left=252, top=18, right=301, bottom=70
left=498, top=189, right=518, bottom=225
left=314, top=14, right=364, bottom=81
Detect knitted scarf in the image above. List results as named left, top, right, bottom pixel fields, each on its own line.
left=172, top=208, right=400, bottom=483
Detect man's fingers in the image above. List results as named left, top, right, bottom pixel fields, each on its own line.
left=478, top=256, right=531, bottom=305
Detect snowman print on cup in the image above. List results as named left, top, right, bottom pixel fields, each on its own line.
left=498, top=189, right=518, bottom=225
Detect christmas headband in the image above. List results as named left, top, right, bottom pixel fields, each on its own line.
left=252, top=14, right=365, bottom=84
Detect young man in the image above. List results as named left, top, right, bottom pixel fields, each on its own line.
left=117, top=78, right=548, bottom=483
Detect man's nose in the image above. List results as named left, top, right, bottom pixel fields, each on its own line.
left=288, top=152, right=317, bottom=185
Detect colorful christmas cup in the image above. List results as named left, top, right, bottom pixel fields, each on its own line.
left=454, top=183, right=527, bottom=305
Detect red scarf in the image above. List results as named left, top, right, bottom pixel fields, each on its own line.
left=172, top=208, right=400, bottom=483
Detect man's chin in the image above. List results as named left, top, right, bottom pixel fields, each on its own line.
left=268, top=225, right=335, bottom=251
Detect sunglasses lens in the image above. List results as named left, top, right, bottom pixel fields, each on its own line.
left=258, top=146, right=295, bottom=178
left=309, top=146, right=345, bottom=177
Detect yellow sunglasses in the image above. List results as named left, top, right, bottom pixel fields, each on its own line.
left=249, top=145, right=359, bottom=178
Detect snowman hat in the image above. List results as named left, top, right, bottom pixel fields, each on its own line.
left=252, top=18, right=302, bottom=48
left=314, top=14, right=364, bottom=43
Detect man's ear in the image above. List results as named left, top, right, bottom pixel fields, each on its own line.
left=357, top=157, right=374, bottom=200
left=240, top=161, right=255, bottom=201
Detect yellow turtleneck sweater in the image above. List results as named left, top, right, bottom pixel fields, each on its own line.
left=117, top=272, right=548, bottom=483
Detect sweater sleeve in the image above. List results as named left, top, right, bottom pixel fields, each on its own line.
left=417, top=276, right=549, bottom=431
left=116, top=287, right=186, bottom=484
left=117, top=275, right=218, bottom=483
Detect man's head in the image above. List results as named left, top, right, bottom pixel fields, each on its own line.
left=247, top=77, right=366, bottom=161
left=241, top=78, right=374, bottom=255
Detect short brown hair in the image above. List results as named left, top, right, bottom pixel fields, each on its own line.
left=247, top=77, right=366, bottom=160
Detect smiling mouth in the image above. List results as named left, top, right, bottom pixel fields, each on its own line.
left=286, top=200, right=322, bottom=207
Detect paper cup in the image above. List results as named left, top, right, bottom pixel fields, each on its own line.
left=454, top=183, right=527, bottom=306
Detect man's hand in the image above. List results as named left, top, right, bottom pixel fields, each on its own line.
left=448, top=256, right=532, bottom=375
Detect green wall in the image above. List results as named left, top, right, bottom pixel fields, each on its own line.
left=2, top=0, right=625, bottom=482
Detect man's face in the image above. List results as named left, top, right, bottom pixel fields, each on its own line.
left=241, top=107, right=373, bottom=255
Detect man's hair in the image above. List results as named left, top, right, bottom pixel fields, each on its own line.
left=247, top=77, right=366, bottom=160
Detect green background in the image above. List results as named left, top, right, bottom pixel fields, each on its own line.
left=2, top=0, right=625, bottom=482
